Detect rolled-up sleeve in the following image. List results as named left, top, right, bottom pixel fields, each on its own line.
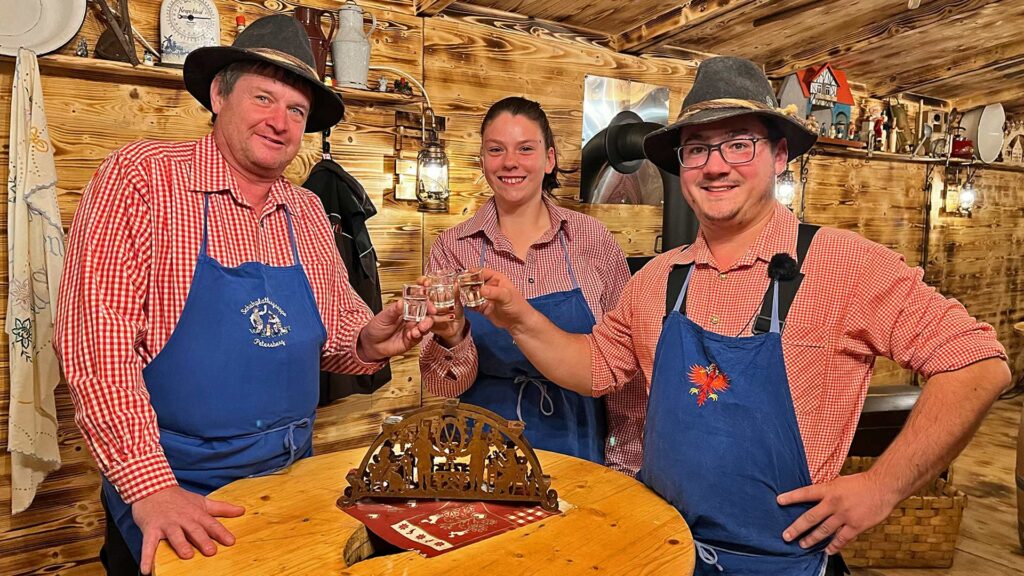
left=595, top=234, right=647, bottom=476
left=588, top=269, right=644, bottom=396
left=420, top=234, right=479, bottom=396
left=843, top=244, right=1006, bottom=377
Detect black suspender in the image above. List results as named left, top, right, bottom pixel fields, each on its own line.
left=665, top=262, right=693, bottom=320
left=752, top=223, right=819, bottom=334
left=664, top=223, right=820, bottom=335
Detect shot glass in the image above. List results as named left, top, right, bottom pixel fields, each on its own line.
left=403, top=283, right=429, bottom=322
left=427, top=269, right=457, bottom=314
left=457, top=268, right=486, bottom=308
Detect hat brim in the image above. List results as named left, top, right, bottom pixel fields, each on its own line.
left=183, top=46, right=344, bottom=133
left=643, top=108, right=817, bottom=174
left=0, top=0, right=86, bottom=57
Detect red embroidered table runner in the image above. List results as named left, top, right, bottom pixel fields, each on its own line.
left=342, top=498, right=565, bottom=557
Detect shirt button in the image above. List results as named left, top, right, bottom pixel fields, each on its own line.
left=710, top=316, right=720, bottom=325
left=444, top=355, right=453, bottom=361
left=718, top=273, right=727, bottom=280
left=528, top=278, right=535, bottom=284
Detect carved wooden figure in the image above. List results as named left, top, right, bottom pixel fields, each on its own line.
left=340, top=399, right=559, bottom=511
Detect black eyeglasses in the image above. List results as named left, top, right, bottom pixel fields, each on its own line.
left=674, top=137, right=765, bottom=169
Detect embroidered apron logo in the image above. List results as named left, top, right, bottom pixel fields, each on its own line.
left=688, top=363, right=730, bottom=406
left=241, top=298, right=291, bottom=348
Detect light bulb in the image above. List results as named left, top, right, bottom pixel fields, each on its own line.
left=775, top=170, right=796, bottom=208
left=958, top=183, right=976, bottom=215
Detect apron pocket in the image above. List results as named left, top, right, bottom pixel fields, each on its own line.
left=782, top=323, right=829, bottom=416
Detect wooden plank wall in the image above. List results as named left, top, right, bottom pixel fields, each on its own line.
left=0, top=1, right=1021, bottom=574
left=0, top=1, right=426, bottom=573
left=927, top=167, right=1024, bottom=375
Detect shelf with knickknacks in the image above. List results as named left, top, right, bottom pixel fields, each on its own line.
left=778, top=62, right=865, bottom=150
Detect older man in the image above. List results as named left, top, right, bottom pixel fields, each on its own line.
left=55, top=15, right=431, bottom=575
left=476, top=57, right=1009, bottom=575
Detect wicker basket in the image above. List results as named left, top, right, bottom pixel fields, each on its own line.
left=839, top=456, right=967, bottom=568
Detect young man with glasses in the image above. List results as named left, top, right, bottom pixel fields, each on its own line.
left=474, top=56, right=1008, bottom=575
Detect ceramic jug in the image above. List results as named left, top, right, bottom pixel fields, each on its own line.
left=294, top=5, right=338, bottom=79
left=332, top=0, right=377, bottom=89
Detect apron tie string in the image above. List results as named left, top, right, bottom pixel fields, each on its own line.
left=514, top=376, right=555, bottom=422
left=694, top=540, right=725, bottom=572
left=281, top=417, right=311, bottom=469
left=246, top=417, right=312, bottom=477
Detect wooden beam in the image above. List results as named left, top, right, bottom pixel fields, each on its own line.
left=884, top=52, right=1024, bottom=99
left=759, top=0, right=1007, bottom=79
left=416, top=0, right=458, bottom=17
left=440, top=2, right=615, bottom=51
left=614, top=0, right=760, bottom=54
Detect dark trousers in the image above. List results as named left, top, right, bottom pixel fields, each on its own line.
left=100, top=491, right=141, bottom=576
left=826, top=552, right=851, bottom=575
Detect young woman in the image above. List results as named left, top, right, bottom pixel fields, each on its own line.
left=419, top=97, right=645, bottom=475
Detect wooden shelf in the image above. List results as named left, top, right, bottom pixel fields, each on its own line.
left=808, top=139, right=1024, bottom=174
left=20, top=54, right=423, bottom=108
left=329, top=85, right=424, bottom=107
left=34, top=53, right=184, bottom=88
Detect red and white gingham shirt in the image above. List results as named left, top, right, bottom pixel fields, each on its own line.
left=54, top=135, right=380, bottom=503
left=589, top=202, right=1006, bottom=484
left=420, top=196, right=647, bottom=475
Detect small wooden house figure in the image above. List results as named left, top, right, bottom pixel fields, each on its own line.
left=1002, top=120, right=1024, bottom=164
left=778, top=63, right=855, bottom=137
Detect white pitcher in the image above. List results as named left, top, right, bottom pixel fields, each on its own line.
left=331, top=0, right=377, bottom=89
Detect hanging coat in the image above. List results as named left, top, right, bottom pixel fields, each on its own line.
left=303, top=158, right=391, bottom=404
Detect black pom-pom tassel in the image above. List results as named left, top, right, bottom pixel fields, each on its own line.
left=768, top=253, right=799, bottom=281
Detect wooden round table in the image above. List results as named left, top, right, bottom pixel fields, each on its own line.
left=154, top=448, right=694, bottom=575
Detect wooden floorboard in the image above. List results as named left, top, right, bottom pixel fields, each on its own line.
left=860, top=396, right=1024, bottom=575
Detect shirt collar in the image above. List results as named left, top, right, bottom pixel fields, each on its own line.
left=187, top=133, right=291, bottom=208
left=457, top=195, right=571, bottom=245
left=673, top=202, right=800, bottom=270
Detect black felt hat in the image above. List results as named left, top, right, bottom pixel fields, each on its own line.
left=644, top=56, right=816, bottom=173
left=183, top=14, right=344, bottom=133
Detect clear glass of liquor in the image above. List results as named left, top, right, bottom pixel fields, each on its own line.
left=426, top=269, right=457, bottom=314
left=403, top=283, right=429, bottom=322
left=457, top=268, right=486, bottom=308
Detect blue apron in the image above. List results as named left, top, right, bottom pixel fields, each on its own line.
left=461, top=231, right=606, bottom=463
left=640, top=265, right=827, bottom=575
left=102, top=194, right=327, bottom=562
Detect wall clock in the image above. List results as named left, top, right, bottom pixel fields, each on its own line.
left=159, top=0, right=220, bottom=67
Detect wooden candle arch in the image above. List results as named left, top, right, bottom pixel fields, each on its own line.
left=339, top=399, right=559, bottom=512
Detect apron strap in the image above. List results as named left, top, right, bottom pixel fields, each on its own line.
left=514, top=375, right=554, bottom=422
left=282, top=206, right=302, bottom=266
left=201, top=193, right=211, bottom=257
left=752, top=223, right=820, bottom=335
left=665, top=263, right=694, bottom=316
left=556, top=230, right=580, bottom=290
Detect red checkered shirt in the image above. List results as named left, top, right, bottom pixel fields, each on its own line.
left=420, top=196, right=647, bottom=475
left=589, top=201, right=1006, bottom=484
left=54, top=135, right=380, bottom=503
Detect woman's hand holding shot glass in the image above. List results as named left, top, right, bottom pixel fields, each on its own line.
left=408, top=268, right=487, bottom=347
